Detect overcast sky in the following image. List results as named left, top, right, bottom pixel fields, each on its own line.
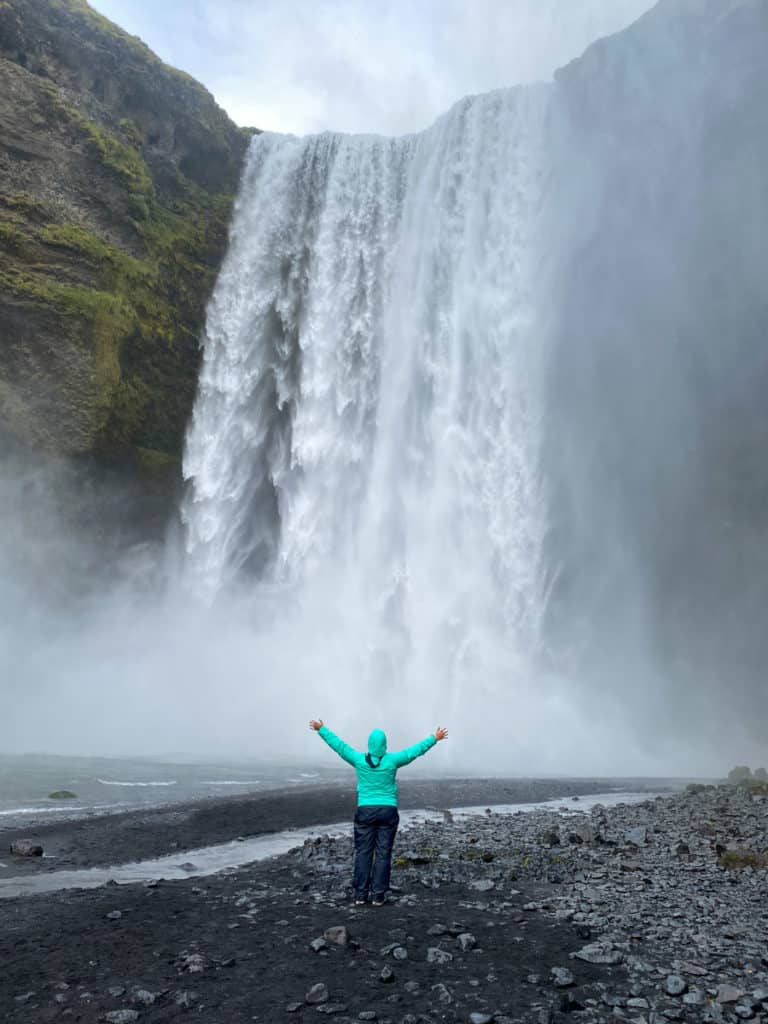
left=89, top=0, right=655, bottom=136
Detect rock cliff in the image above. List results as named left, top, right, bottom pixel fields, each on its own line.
left=0, top=0, right=251, bottom=471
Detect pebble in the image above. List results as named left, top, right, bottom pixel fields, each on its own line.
left=665, top=975, right=687, bottom=996
left=426, top=946, right=454, bottom=964
left=716, top=984, right=746, bottom=1004
left=310, top=937, right=328, bottom=952
left=551, top=967, right=576, bottom=988
left=380, top=966, right=395, bottom=983
left=324, top=925, right=351, bottom=946
left=469, top=1014, right=494, bottom=1024
left=106, top=910, right=122, bottom=921
left=104, top=1012, right=139, bottom=1024
left=306, top=982, right=330, bottom=1004
left=456, top=932, right=477, bottom=952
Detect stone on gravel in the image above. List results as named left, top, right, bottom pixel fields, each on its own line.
left=716, top=985, right=746, bottom=1004
left=380, top=966, right=395, bottom=984
left=683, top=990, right=706, bottom=1006
left=734, top=1004, right=755, bottom=1019
left=174, top=991, right=199, bottom=1008
left=324, top=925, right=351, bottom=946
left=469, top=1014, right=494, bottom=1024
left=551, top=967, right=576, bottom=988
left=431, top=983, right=453, bottom=1005
left=428, top=923, right=449, bottom=935
left=427, top=946, right=454, bottom=964
left=310, top=937, right=328, bottom=952
left=358, top=1013, right=377, bottom=1021
left=572, top=942, right=623, bottom=965
left=457, top=932, right=477, bottom=952
left=106, top=910, right=122, bottom=921
left=10, top=839, right=43, bottom=857
left=469, top=878, right=495, bottom=892
left=104, top=1012, right=140, bottom=1024
left=665, top=975, right=687, bottom=996
left=392, top=946, right=408, bottom=960
left=625, top=826, right=648, bottom=846
left=306, top=982, right=330, bottom=1004
left=286, top=1002, right=302, bottom=1013
left=14, top=992, right=36, bottom=1004
left=131, top=989, right=156, bottom=1006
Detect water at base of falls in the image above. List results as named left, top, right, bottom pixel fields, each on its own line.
left=182, top=86, right=552, bottom=729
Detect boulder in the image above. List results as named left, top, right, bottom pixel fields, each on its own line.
left=10, top=839, right=43, bottom=857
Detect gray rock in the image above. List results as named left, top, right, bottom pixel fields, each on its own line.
left=716, top=985, right=746, bottom=1004
left=551, top=967, right=576, bottom=988
left=403, top=981, right=420, bottom=994
left=627, top=998, right=649, bottom=1009
left=393, top=946, right=408, bottom=961
left=428, top=923, right=449, bottom=935
left=104, top=1013, right=140, bottom=1024
left=286, top=1002, right=303, bottom=1013
left=310, top=937, right=329, bottom=953
left=469, top=1014, right=494, bottom=1024
left=469, top=878, right=495, bottom=892
left=178, top=952, right=205, bottom=973
left=734, top=1004, right=755, bottom=1020
left=457, top=933, right=477, bottom=952
left=131, top=989, right=157, bottom=1006
left=572, top=943, right=623, bottom=965
left=358, top=1013, right=377, bottom=1021
left=430, top=983, right=453, bottom=1005
left=14, top=993, right=36, bottom=1004
left=10, top=839, right=43, bottom=857
left=106, top=910, right=122, bottom=921
left=174, top=991, right=199, bottom=1008
left=665, top=976, right=687, bottom=996
left=306, top=983, right=330, bottom=1004
left=324, top=925, right=351, bottom=946
left=316, top=1005, right=348, bottom=1015
left=427, top=947, right=454, bottom=964
left=107, top=987, right=126, bottom=998
left=380, top=966, right=395, bottom=984
left=683, top=991, right=706, bottom=1006
left=625, top=826, right=648, bottom=846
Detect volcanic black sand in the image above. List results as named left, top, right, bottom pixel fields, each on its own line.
left=1, top=778, right=676, bottom=1023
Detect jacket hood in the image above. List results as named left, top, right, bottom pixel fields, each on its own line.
left=367, top=729, right=388, bottom=758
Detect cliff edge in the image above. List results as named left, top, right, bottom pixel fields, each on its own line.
left=0, top=0, right=251, bottom=468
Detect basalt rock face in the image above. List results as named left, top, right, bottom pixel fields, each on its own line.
left=0, top=0, right=251, bottom=472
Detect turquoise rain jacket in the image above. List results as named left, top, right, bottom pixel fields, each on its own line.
left=317, top=725, right=436, bottom=807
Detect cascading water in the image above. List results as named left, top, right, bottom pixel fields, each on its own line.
left=182, top=85, right=553, bottom=737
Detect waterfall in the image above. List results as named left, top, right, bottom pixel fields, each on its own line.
left=182, top=85, right=552, bottom=724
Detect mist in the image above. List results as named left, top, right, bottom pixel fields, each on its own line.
left=3, top=0, right=767, bottom=779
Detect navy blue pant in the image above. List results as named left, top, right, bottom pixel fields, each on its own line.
left=353, top=804, right=399, bottom=898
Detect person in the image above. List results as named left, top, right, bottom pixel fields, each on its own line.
left=309, top=718, right=448, bottom=906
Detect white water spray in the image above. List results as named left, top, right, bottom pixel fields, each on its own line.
left=183, top=86, right=552, bottom=736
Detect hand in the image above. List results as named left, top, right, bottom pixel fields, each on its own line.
left=309, top=719, right=324, bottom=731
left=434, top=726, right=448, bottom=741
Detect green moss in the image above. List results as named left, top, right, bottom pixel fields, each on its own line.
left=719, top=848, right=768, bottom=870
left=79, top=118, right=154, bottom=199
left=0, top=222, right=29, bottom=254
left=134, top=445, right=179, bottom=474
left=48, top=790, right=77, bottom=799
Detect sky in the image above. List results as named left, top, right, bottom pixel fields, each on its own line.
left=88, top=0, right=656, bottom=136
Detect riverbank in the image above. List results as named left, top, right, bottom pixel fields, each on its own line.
left=2, top=782, right=766, bottom=1023
left=0, top=777, right=636, bottom=878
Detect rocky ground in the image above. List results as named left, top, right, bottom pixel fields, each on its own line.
left=2, top=784, right=766, bottom=1024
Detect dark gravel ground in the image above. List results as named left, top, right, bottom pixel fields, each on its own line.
left=0, top=779, right=668, bottom=1023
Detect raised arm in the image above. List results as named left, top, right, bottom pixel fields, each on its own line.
left=309, top=719, right=359, bottom=766
left=390, top=726, right=448, bottom=768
